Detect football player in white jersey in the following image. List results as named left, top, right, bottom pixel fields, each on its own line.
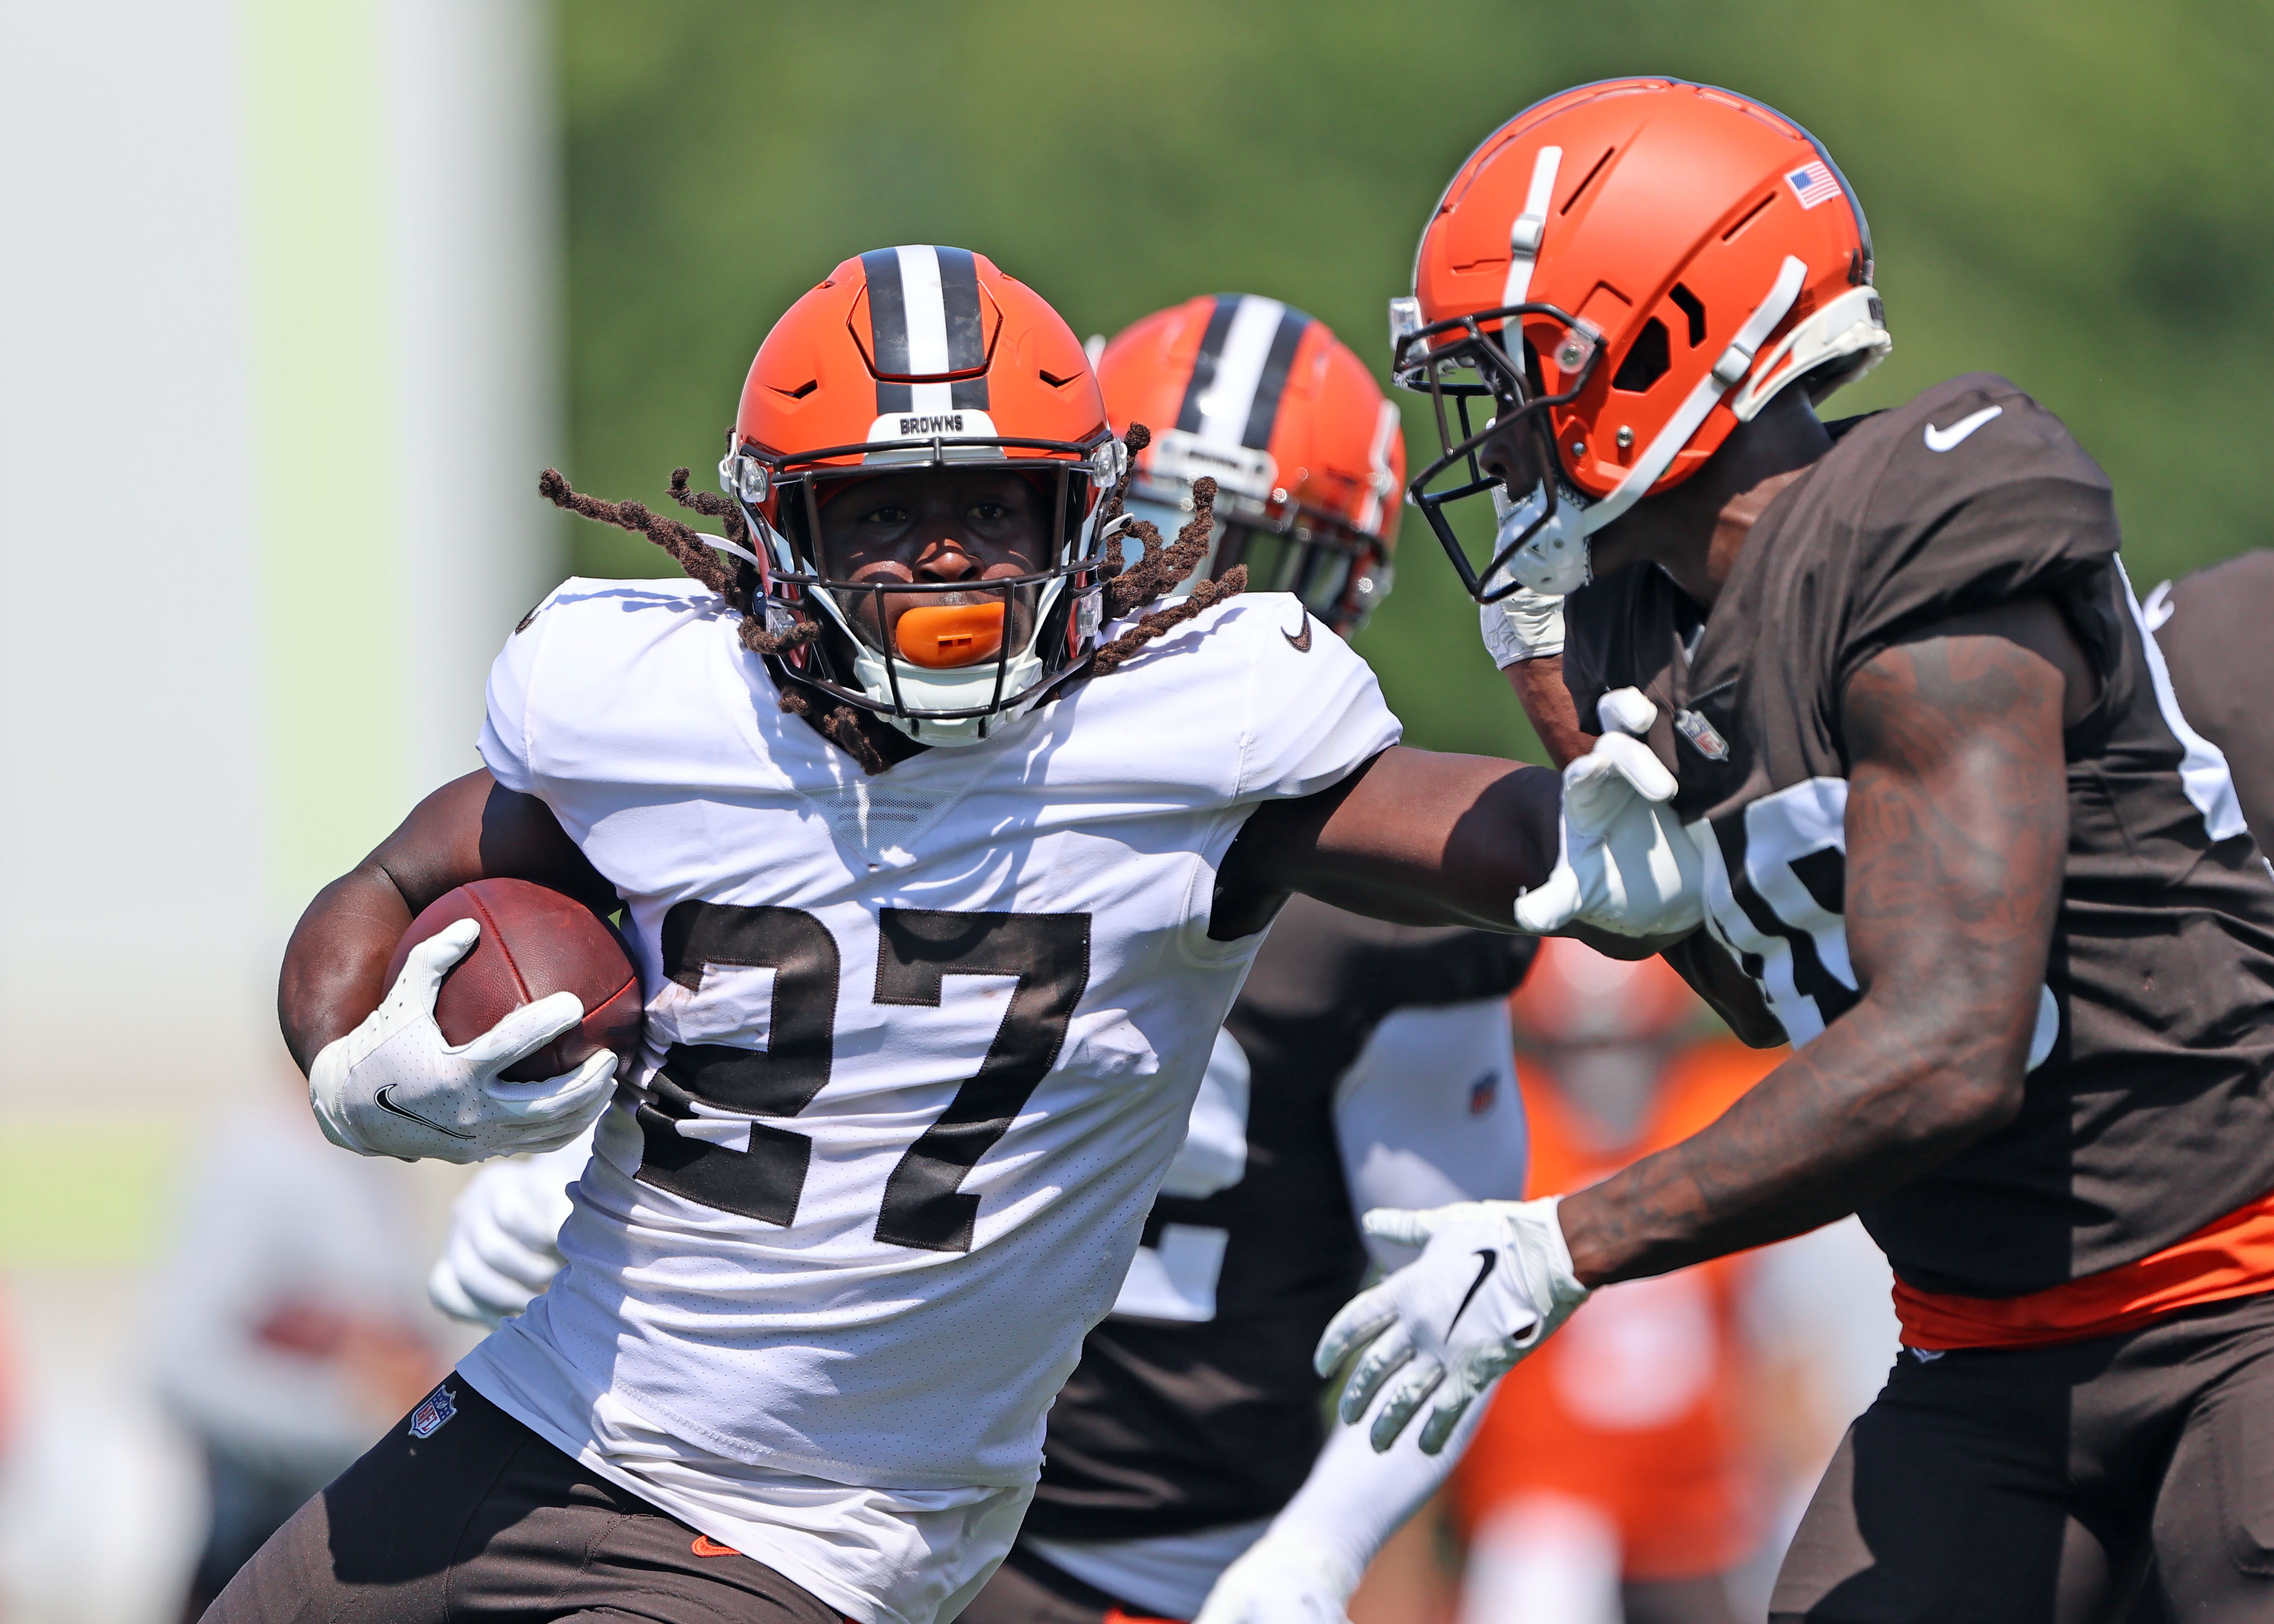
left=420, top=296, right=1540, bottom=1624
left=226, top=248, right=1615, bottom=1624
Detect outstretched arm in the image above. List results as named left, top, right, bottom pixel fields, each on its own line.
left=278, top=769, right=612, bottom=1073
left=1557, top=600, right=2083, bottom=1284
left=1212, top=747, right=1563, bottom=939
left=1319, top=598, right=2089, bottom=1455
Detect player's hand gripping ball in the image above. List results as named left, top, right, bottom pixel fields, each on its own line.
left=308, top=879, right=643, bottom=1164
left=1316, top=1196, right=1590, bottom=1454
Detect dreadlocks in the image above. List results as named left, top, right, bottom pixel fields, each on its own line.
left=536, top=467, right=890, bottom=773
left=1091, top=473, right=1247, bottom=674
left=534, top=422, right=1246, bottom=774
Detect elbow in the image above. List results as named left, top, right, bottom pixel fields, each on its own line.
left=1925, top=1065, right=2027, bottom=1143
left=1863, top=1029, right=2028, bottom=1156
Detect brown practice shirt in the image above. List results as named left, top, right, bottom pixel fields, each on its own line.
left=1564, top=374, right=2274, bottom=1300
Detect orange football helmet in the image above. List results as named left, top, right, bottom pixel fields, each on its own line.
left=718, top=246, right=1124, bottom=744
left=1095, top=295, right=1404, bottom=634
left=1393, top=80, right=1892, bottom=601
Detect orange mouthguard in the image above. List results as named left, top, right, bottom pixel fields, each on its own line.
left=894, top=602, right=1007, bottom=669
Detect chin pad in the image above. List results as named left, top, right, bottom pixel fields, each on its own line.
left=894, top=602, right=1006, bottom=669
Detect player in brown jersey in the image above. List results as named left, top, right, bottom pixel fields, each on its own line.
left=2146, top=550, right=2274, bottom=851
left=1318, top=81, right=2274, bottom=1621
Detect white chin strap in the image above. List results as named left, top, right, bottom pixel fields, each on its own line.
left=1494, top=254, right=1811, bottom=598
left=1502, top=146, right=1563, bottom=307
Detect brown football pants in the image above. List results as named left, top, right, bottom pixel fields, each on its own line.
left=203, top=1381, right=845, bottom=1624
left=1772, top=1289, right=2274, bottom=1622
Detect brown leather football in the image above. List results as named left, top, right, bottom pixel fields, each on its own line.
left=382, top=879, right=644, bottom=1083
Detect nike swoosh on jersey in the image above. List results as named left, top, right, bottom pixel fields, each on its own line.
left=1923, top=404, right=2003, bottom=452
left=1283, top=609, right=1313, bottom=652
left=374, top=1085, right=474, bottom=1139
left=1447, top=1248, right=1497, bottom=1334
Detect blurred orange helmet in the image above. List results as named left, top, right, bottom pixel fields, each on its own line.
left=1510, top=936, right=1700, bottom=1047
left=1096, top=296, right=1404, bottom=634
left=718, top=246, right=1124, bottom=745
left=1392, top=80, right=1891, bottom=602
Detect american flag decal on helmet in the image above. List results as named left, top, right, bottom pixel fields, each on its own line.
left=1784, top=160, right=1840, bottom=210
left=861, top=245, right=991, bottom=415
left=1175, top=295, right=1313, bottom=452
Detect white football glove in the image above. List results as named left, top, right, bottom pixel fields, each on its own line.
left=308, top=918, right=618, bottom=1165
left=1315, top=1197, right=1589, bottom=1455
left=1479, top=584, right=1567, bottom=668
left=1195, top=1531, right=1361, bottom=1624
left=1512, top=689, right=1705, bottom=938
left=428, top=1130, right=588, bottom=1326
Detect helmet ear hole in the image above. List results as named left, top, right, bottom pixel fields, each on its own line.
left=1669, top=284, right=1708, bottom=348
left=1611, top=318, right=1671, bottom=393
left=1521, top=336, right=1548, bottom=398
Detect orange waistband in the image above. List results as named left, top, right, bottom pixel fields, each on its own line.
left=1894, top=1185, right=2274, bottom=1350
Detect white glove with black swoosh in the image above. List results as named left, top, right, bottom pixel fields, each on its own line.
left=308, top=918, right=618, bottom=1165
left=1513, top=689, right=1705, bottom=938
left=1315, top=1197, right=1589, bottom=1454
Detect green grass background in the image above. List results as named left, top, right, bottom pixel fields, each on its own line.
left=555, top=1, right=2274, bottom=762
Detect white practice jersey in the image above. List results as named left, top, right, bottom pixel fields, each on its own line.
left=458, top=579, right=1399, bottom=1495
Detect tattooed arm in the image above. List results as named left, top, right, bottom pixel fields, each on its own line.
left=1554, top=597, right=2090, bottom=1286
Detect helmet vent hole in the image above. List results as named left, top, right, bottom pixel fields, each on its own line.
left=1039, top=367, right=1079, bottom=388
left=1669, top=284, right=1707, bottom=348
left=779, top=379, right=819, bottom=400
left=1722, top=191, right=1776, bottom=242
left=1611, top=319, right=1671, bottom=394
left=1560, top=145, right=1617, bottom=215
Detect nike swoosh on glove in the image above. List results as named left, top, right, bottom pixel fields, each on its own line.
left=1194, top=1531, right=1362, bottom=1624
left=428, top=1129, right=589, bottom=1326
left=1513, top=690, right=1704, bottom=938
left=308, top=918, right=618, bottom=1164
left=1315, top=1196, right=1590, bottom=1455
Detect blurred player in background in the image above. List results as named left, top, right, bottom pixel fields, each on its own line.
left=1452, top=941, right=1777, bottom=1624
left=1451, top=941, right=1896, bottom=1624
left=430, top=298, right=1540, bottom=1624
left=151, top=1071, right=443, bottom=1617
left=2144, top=551, right=2274, bottom=849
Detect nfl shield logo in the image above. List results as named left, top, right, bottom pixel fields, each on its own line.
left=408, top=1384, right=458, bottom=1439
left=1676, top=709, right=1731, bottom=762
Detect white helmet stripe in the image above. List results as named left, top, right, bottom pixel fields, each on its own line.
left=1190, top=295, right=1288, bottom=450
left=1501, top=146, right=1563, bottom=308
left=892, top=244, right=957, bottom=413
left=1355, top=397, right=1401, bottom=536
left=1583, top=254, right=1809, bottom=536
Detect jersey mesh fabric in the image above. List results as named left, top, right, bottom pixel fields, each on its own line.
left=1562, top=375, right=2274, bottom=1302
left=458, top=580, right=1399, bottom=1520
